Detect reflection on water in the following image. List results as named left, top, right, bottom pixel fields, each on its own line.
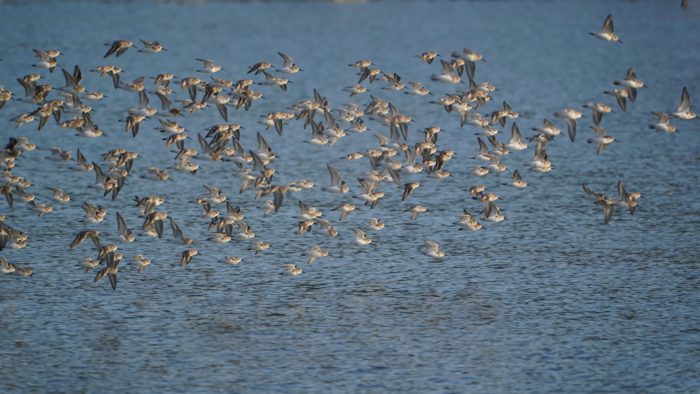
left=1, top=0, right=699, bottom=392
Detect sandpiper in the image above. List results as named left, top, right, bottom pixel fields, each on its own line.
left=587, top=125, right=616, bottom=154
left=353, top=229, right=373, bottom=245
left=673, top=87, right=696, bottom=120
left=590, top=14, right=622, bottom=43
left=104, top=40, right=134, bottom=58
left=425, top=241, right=445, bottom=258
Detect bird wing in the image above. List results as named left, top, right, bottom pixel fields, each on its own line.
left=678, top=87, right=691, bottom=112
left=278, top=52, right=294, bottom=67
left=602, top=14, right=614, bottom=34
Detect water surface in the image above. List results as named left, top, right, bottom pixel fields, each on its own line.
left=0, top=1, right=699, bottom=392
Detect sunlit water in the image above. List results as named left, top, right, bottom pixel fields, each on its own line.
left=1, top=0, right=699, bottom=392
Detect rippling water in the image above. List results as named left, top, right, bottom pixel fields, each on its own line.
left=1, top=0, right=699, bottom=392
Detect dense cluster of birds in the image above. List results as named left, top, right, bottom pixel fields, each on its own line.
left=0, top=10, right=696, bottom=289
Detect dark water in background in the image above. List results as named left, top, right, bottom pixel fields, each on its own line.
left=1, top=0, right=699, bottom=392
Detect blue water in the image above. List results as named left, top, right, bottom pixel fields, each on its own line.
left=1, top=0, right=699, bottom=392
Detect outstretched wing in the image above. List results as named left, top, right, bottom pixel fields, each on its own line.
left=278, top=52, right=294, bottom=67
left=602, top=14, right=614, bottom=34
left=678, top=86, right=691, bottom=112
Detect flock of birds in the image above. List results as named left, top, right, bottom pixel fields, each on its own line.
left=0, top=11, right=696, bottom=289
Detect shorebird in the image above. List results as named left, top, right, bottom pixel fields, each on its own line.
left=12, top=264, right=33, bottom=277
left=17, top=74, right=41, bottom=97
left=143, top=211, right=167, bottom=238
left=583, top=184, right=617, bottom=224
left=353, top=229, right=373, bottom=245
left=405, top=82, right=430, bottom=96
left=1, top=258, right=16, bottom=274
left=253, top=241, right=270, bottom=254
left=417, top=51, right=439, bottom=64
left=69, top=230, right=101, bottom=249
left=315, top=219, right=337, bottom=238
left=81, top=257, right=100, bottom=272
left=48, top=188, right=70, bottom=203
left=139, top=39, right=166, bottom=53
left=349, top=59, right=372, bottom=70
left=258, top=70, right=289, bottom=91
left=135, top=195, right=166, bottom=215
left=590, top=14, right=622, bottom=43
left=32, top=50, right=58, bottom=72
left=617, top=180, right=641, bottom=215
left=613, top=68, right=645, bottom=102
left=82, top=202, right=107, bottom=223
left=482, top=201, right=504, bottom=222
left=358, top=67, right=382, bottom=84
left=132, top=255, right=151, bottom=272
left=490, top=100, right=518, bottom=127
left=453, top=48, right=485, bottom=80
left=325, top=164, right=350, bottom=194
left=343, top=84, right=368, bottom=97
left=116, top=212, right=135, bottom=243
left=425, top=240, right=445, bottom=258
left=472, top=166, right=489, bottom=177
left=431, top=60, right=461, bottom=84
left=604, top=88, right=629, bottom=112
left=248, top=61, right=272, bottom=75
left=333, top=202, right=357, bottom=221
left=61, top=65, right=84, bottom=94
left=368, top=217, right=385, bottom=231
left=94, top=258, right=121, bottom=292
left=104, top=40, right=134, bottom=58
left=510, top=169, right=528, bottom=188
left=169, top=218, right=193, bottom=245
left=532, top=119, right=560, bottom=139
left=307, top=245, right=329, bottom=263
left=506, top=123, right=528, bottom=151
left=91, top=65, right=122, bottom=88
left=587, top=125, right=616, bottom=154
left=196, top=58, right=223, bottom=73
left=648, top=112, right=677, bottom=133
left=457, top=209, right=482, bottom=231
left=469, top=185, right=486, bottom=197
left=97, top=244, right=118, bottom=261
left=224, top=256, right=242, bottom=265
left=583, top=102, right=613, bottom=126
left=405, top=204, right=427, bottom=220
left=276, top=52, right=301, bottom=74
left=554, top=109, right=582, bottom=142
left=282, top=264, right=303, bottom=276
left=0, top=86, right=12, bottom=109
left=673, top=87, right=696, bottom=120
left=528, top=143, right=552, bottom=173
left=402, top=182, right=420, bottom=201
left=10, top=113, right=35, bottom=128
left=180, top=249, right=198, bottom=266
